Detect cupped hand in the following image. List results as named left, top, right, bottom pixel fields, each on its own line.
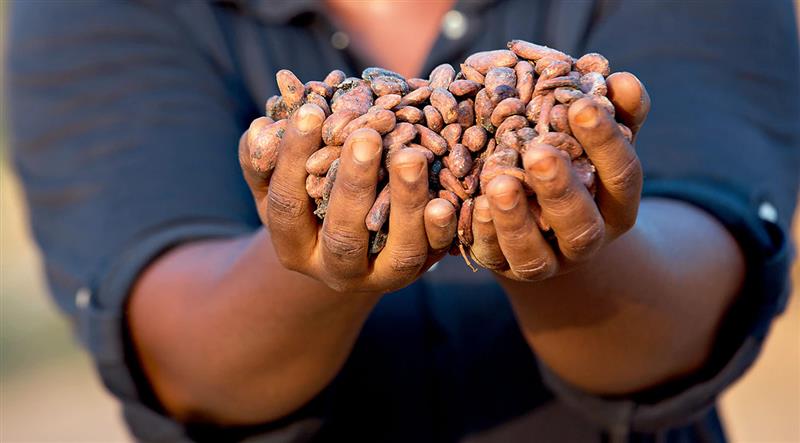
left=471, top=72, right=651, bottom=281
left=240, top=104, right=457, bottom=294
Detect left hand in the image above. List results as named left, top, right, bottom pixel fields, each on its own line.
left=471, top=72, right=651, bottom=281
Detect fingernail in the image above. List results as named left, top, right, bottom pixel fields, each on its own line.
left=492, top=189, right=519, bottom=211
left=530, top=155, right=558, bottom=181
left=397, top=161, right=424, bottom=182
left=295, top=104, right=323, bottom=133
left=574, top=101, right=598, bottom=128
left=434, top=213, right=453, bottom=228
left=352, top=140, right=379, bottom=163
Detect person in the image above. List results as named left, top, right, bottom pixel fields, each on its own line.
left=5, top=0, right=798, bottom=441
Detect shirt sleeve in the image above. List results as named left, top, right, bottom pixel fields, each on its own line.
left=537, top=0, right=799, bottom=433
left=5, top=1, right=270, bottom=441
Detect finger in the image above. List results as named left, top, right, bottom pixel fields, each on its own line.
left=371, top=149, right=430, bottom=289
left=470, top=195, right=507, bottom=270
left=424, top=198, right=457, bottom=252
left=486, top=176, right=558, bottom=281
left=606, top=72, right=650, bottom=137
left=266, top=105, right=325, bottom=265
left=523, top=144, right=605, bottom=262
left=239, top=117, right=275, bottom=197
left=319, top=128, right=383, bottom=278
left=569, top=98, right=642, bottom=235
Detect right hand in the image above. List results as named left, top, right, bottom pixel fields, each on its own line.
left=240, top=104, right=457, bottom=294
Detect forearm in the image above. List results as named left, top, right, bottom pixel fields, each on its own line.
left=501, top=197, right=745, bottom=395
left=128, top=227, right=380, bottom=424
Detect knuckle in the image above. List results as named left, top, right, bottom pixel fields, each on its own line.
left=539, top=180, right=577, bottom=216
left=388, top=246, right=428, bottom=274
left=602, top=155, right=642, bottom=193
left=334, top=174, right=374, bottom=201
left=267, top=186, right=307, bottom=224
left=512, top=256, right=556, bottom=281
left=321, top=228, right=367, bottom=262
left=562, top=221, right=605, bottom=259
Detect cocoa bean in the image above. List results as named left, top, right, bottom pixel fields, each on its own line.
left=395, top=106, right=425, bottom=124
left=441, top=123, right=463, bottom=150
left=430, top=88, right=459, bottom=124
left=449, top=79, right=482, bottom=96
left=265, top=95, right=289, bottom=120
left=460, top=63, right=485, bottom=83
left=464, top=50, right=518, bottom=74
left=534, top=74, right=580, bottom=95
left=306, top=92, right=331, bottom=116
left=514, top=61, right=535, bottom=104
left=305, top=81, right=333, bottom=99
left=362, top=67, right=405, bottom=82
left=572, top=157, right=596, bottom=193
left=429, top=63, right=457, bottom=89
left=474, top=88, right=496, bottom=132
left=554, top=87, right=584, bottom=105
left=331, top=83, right=373, bottom=114
left=575, top=53, right=610, bottom=77
left=462, top=125, right=489, bottom=152
left=370, top=76, right=409, bottom=96
left=423, top=105, right=445, bottom=132
left=448, top=144, right=473, bottom=178
left=536, top=93, right=556, bottom=135
left=374, top=94, right=402, bottom=110
left=495, top=115, right=528, bottom=146
left=306, top=174, right=326, bottom=199
left=456, top=99, right=475, bottom=128
left=549, top=104, right=570, bottom=134
left=276, top=69, right=305, bottom=111
left=249, top=119, right=287, bottom=175
left=340, top=109, right=397, bottom=142
left=579, top=72, right=607, bottom=96
left=439, top=190, right=461, bottom=210
left=490, top=98, right=526, bottom=127
left=407, top=78, right=430, bottom=90
left=534, top=132, right=583, bottom=159
left=538, top=59, right=571, bottom=81
left=507, top=39, right=571, bottom=63
left=485, top=67, right=517, bottom=102
left=382, top=122, right=418, bottom=149
left=323, top=69, right=346, bottom=88
left=458, top=198, right=475, bottom=245
left=305, top=145, right=342, bottom=175
left=415, top=124, right=448, bottom=155
left=365, top=184, right=391, bottom=231
left=439, top=167, right=469, bottom=200
left=399, top=86, right=432, bottom=106
left=322, top=110, right=360, bottom=146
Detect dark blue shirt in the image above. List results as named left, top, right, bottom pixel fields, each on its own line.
left=6, top=0, right=799, bottom=441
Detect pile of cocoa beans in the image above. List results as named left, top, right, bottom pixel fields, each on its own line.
left=249, top=39, right=632, bottom=265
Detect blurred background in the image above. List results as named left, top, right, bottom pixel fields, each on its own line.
left=1, top=2, right=799, bottom=443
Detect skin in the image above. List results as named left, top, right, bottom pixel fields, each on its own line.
left=129, top=0, right=744, bottom=425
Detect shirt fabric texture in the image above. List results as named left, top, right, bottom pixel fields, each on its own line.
left=5, top=0, right=799, bottom=442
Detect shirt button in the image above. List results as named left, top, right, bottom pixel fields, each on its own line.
left=331, top=31, right=350, bottom=50
left=75, top=287, right=91, bottom=309
left=441, top=10, right=467, bottom=40
left=758, top=201, right=778, bottom=223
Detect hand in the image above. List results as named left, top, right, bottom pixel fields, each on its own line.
left=471, top=73, right=651, bottom=281
left=240, top=104, right=457, bottom=294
